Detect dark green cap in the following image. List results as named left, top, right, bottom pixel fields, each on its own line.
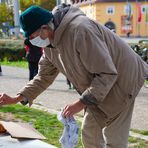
left=20, top=5, right=53, bottom=37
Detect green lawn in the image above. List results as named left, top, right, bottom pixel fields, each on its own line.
left=128, top=136, right=148, bottom=148
left=131, top=129, right=148, bottom=136
left=145, top=80, right=148, bottom=84
left=0, top=104, right=83, bottom=148
left=0, top=104, right=148, bottom=148
left=1, top=60, right=28, bottom=68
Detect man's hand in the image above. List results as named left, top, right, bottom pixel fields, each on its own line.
left=0, top=93, right=23, bottom=106
left=62, top=100, right=86, bottom=118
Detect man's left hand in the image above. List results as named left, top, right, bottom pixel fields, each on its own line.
left=62, top=100, right=86, bottom=118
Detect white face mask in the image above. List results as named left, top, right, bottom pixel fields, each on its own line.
left=30, top=36, right=50, bottom=48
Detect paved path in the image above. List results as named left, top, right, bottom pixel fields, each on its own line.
left=0, top=65, right=148, bottom=130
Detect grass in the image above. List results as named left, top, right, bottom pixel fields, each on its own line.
left=0, top=104, right=83, bottom=148
left=131, top=129, right=148, bottom=136
left=128, top=136, right=148, bottom=148
left=0, top=60, right=28, bottom=68
left=145, top=80, right=148, bottom=84
left=0, top=104, right=148, bottom=148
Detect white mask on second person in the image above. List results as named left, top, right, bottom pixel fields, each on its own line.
left=30, top=36, right=50, bottom=48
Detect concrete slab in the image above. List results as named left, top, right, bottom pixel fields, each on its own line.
left=0, top=134, right=57, bottom=148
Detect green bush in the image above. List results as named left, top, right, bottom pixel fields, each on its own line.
left=0, top=47, right=26, bottom=61
left=0, top=39, right=25, bottom=61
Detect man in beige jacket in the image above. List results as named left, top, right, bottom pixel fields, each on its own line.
left=0, top=4, right=148, bottom=148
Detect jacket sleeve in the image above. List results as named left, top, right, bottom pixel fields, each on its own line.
left=18, top=53, right=59, bottom=106
left=76, top=27, right=118, bottom=105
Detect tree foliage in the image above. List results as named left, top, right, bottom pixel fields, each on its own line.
left=19, top=0, right=56, bottom=12
left=19, top=0, right=35, bottom=11
left=0, top=3, right=13, bottom=26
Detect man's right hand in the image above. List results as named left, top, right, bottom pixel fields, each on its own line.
left=0, top=93, right=23, bottom=106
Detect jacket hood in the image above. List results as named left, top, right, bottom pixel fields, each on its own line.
left=52, top=5, right=85, bottom=46
left=52, top=4, right=70, bottom=30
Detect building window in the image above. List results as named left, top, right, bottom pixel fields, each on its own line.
left=106, top=6, right=115, bottom=15
left=141, top=5, right=148, bottom=14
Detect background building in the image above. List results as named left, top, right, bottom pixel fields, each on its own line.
left=72, top=0, right=148, bottom=37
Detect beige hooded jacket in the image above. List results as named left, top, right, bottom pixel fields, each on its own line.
left=18, top=6, right=148, bottom=127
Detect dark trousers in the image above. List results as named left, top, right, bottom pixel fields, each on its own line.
left=67, top=78, right=72, bottom=88
left=66, top=78, right=75, bottom=89
left=28, top=62, right=39, bottom=81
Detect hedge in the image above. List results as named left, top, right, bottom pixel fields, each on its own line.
left=0, top=47, right=26, bottom=61
left=0, top=40, right=26, bottom=61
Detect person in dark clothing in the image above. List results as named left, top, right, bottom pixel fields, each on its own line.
left=66, top=78, right=72, bottom=89
left=127, top=31, right=130, bottom=38
left=66, top=78, right=75, bottom=89
left=24, top=39, right=43, bottom=80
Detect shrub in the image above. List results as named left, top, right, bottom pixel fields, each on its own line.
left=0, top=47, right=26, bottom=61
left=0, top=39, right=25, bottom=61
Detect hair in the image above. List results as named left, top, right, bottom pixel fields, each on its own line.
left=47, top=19, right=54, bottom=31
